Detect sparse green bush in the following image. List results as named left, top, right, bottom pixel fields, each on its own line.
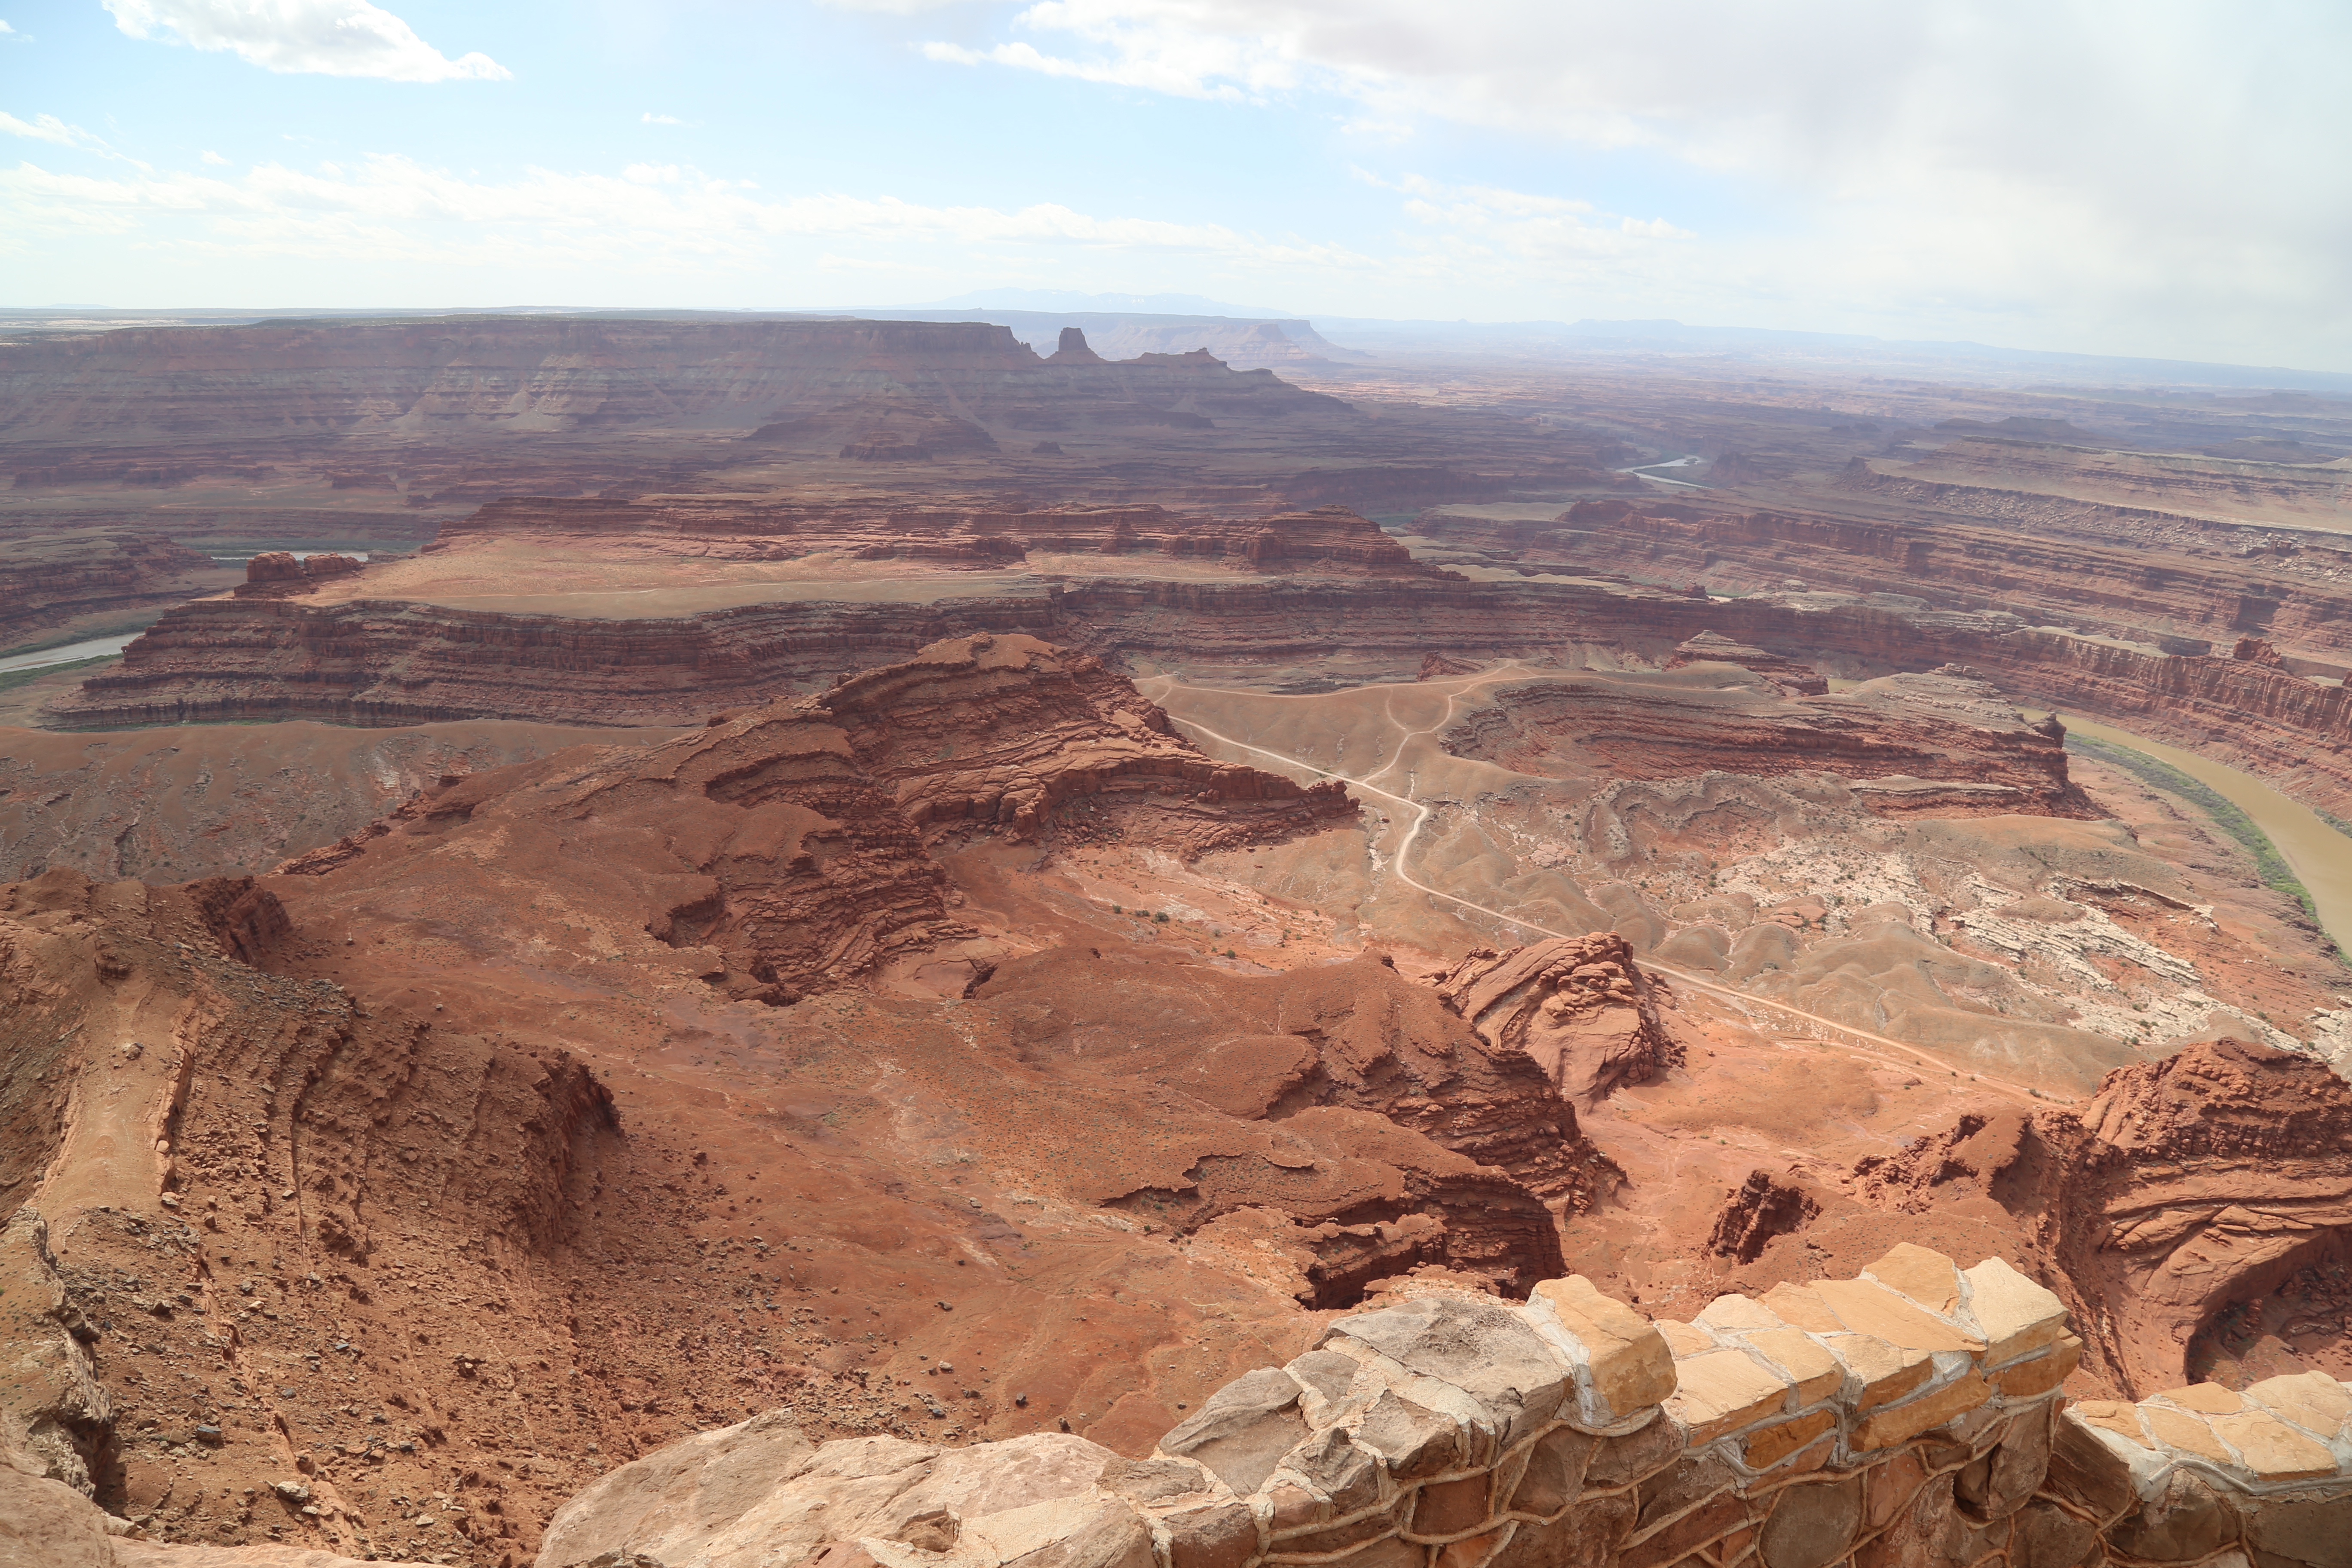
left=2067, top=734, right=2317, bottom=919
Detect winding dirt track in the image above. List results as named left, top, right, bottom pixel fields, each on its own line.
left=1144, top=674, right=2061, bottom=1107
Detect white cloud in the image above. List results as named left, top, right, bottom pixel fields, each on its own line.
left=0, top=152, right=1374, bottom=279
left=642, top=112, right=684, bottom=126
left=1, top=110, right=153, bottom=170
left=200, top=149, right=229, bottom=165
left=890, top=0, right=2352, bottom=363
left=1, top=111, right=80, bottom=147
left=102, top=0, right=508, bottom=82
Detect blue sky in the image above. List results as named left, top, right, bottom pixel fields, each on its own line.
left=4, top=1, right=2348, bottom=370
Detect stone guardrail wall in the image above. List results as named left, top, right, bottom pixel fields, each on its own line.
left=538, top=1244, right=2352, bottom=1568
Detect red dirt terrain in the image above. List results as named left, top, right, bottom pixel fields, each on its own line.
left=1, top=637, right=1670, bottom=1564
left=15, top=632, right=2346, bottom=1568
left=12, top=314, right=2352, bottom=1567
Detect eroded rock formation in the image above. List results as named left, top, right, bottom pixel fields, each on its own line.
left=1442, top=669, right=2097, bottom=820
left=0, top=866, right=627, bottom=1552
left=229, top=549, right=365, bottom=597
left=423, top=496, right=1439, bottom=576
left=0, top=532, right=232, bottom=649
left=1665, top=629, right=1827, bottom=695
left=1854, top=1038, right=2352, bottom=1398
left=273, top=635, right=1352, bottom=999
left=1431, top=934, right=1681, bottom=1106
left=0, top=318, right=1340, bottom=441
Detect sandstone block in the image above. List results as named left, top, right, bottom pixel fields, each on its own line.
left=1864, top=1445, right=1927, bottom=1532
left=805, top=1544, right=889, bottom=1568
left=1654, top=1320, right=1714, bottom=1359
left=0, top=1469, right=112, bottom=1568
left=533, top=1410, right=823, bottom=1568
left=983, top=1494, right=1158, bottom=1568
left=1758, top=1474, right=1863, bottom=1568
left=892, top=1435, right=1127, bottom=1537
left=1959, top=1256, right=2070, bottom=1364
left=1863, top=1243, right=1963, bottom=1316
left=2008, top=1499, right=2099, bottom=1568
left=2248, top=1494, right=2352, bottom=1566
left=1270, top=1511, right=1399, bottom=1557
left=1818, top=1332, right=1935, bottom=1413
left=1485, top=1490, right=1634, bottom=1568
left=1325, top=1294, right=1573, bottom=1444
left=2069, top=1400, right=2149, bottom=1445
left=1524, top=1276, right=1678, bottom=1424
left=892, top=1507, right=962, bottom=1552
left=1326, top=1534, right=1425, bottom=1568
left=2208, top=1411, right=2339, bottom=1480
left=1742, top=1329, right=1842, bottom=1408
left=1991, top=1334, right=2080, bottom=1399
left=1956, top=1404, right=2050, bottom=1522
left=1158, top=1367, right=1311, bottom=1496
left=1852, top=1472, right=1956, bottom=1568
left=1267, top=1483, right=1324, bottom=1533
left=1283, top=1427, right=1384, bottom=1516
left=1797, top=1279, right=1983, bottom=1357
left=1289, top=1350, right=1369, bottom=1428
left=1664, top=1350, right=1794, bottom=1445
left=1776, top=1431, right=1837, bottom=1475
left=1431, top=1523, right=1510, bottom=1568
left=1847, top=1371, right=1989, bottom=1452
left=1354, top=1388, right=1472, bottom=1481
left=1932, top=1396, right=2008, bottom=1455
left=1756, top=1283, right=1843, bottom=1335
left=2158, top=1382, right=2243, bottom=1415
left=1407, top=1474, right=1493, bottom=1540
left=1505, top=1426, right=1593, bottom=1519
left=1692, top=1294, right=1788, bottom=1334
left=1633, top=1451, right=1735, bottom=1537
left=2041, top=1412, right=2146, bottom=1524
left=1618, top=1486, right=1749, bottom=1568
left=1742, top=1409, right=1836, bottom=1470
left=2245, top=1371, right=2352, bottom=1442
left=2103, top=1470, right=2238, bottom=1564
left=1097, top=1457, right=1216, bottom=1507
left=1585, top=1414, right=1684, bottom=1488
left=2144, top=1406, right=2233, bottom=1466
left=689, top=1434, right=1014, bottom=1568
left=1164, top=1498, right=1262, bottom=1568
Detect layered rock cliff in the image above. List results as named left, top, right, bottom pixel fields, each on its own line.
left=0, top=532, right=233, bottom=649
left=0, top=866, right=626, bottom=1550
left=1538, top=497, right=2352, bottom=667
left=1854, top=1038, right=2352, bottom=1397
left=1439, top=668, right=2098, bottom=819
left=273, top=635, right=1354, bottom=999
left=56, top=553, right=2352, bottom=816
left=431, top=496, right=1439, bottom=576
left=0, top=317, right=1341, bottom=443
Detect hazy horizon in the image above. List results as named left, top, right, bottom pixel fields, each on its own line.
left=6, top=2, right=2347, bottom=372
